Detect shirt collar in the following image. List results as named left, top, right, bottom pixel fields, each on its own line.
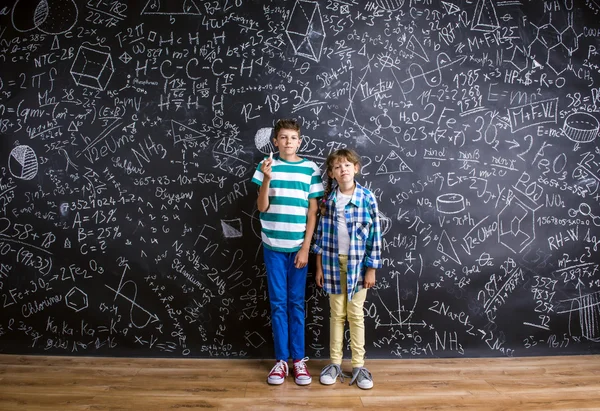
left=331, top=181, right=364, bottom=207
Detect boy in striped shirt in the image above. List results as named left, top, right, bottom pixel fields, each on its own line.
left=251, top=118, right=324, bottom=386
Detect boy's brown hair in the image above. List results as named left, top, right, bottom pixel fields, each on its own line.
left=273, top=118, right=301, bottom=139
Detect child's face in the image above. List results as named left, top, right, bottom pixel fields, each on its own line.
left=329, top=158, right=358, bottom=183
left=273, top=128, right=301, bottom=157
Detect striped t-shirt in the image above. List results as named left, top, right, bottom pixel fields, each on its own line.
left=252, top=156, right=324, bottom=252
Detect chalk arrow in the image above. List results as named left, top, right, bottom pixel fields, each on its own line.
left=506, top=139, right=520, bottom=149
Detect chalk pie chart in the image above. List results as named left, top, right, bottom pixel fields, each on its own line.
left=9, top=145, right=38, bottom=180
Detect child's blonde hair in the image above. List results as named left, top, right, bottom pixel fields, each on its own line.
left=320, top=148, right=361, bottom=216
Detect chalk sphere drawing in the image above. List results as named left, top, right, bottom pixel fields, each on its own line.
left=254, top=127, right=275, bottom=154
left=12, top=0, right=78, bottom=35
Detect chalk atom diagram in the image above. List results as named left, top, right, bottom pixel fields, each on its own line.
left=286, top=0, right=326, bottom=63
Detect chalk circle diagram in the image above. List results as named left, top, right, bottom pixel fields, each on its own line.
left=254, top=127, right=275, bottom=155
left=563, top=112, right=599, bottom=143
left=9, top=145, right=38, bottom=180
left=12, top=0, right=78, bottom=35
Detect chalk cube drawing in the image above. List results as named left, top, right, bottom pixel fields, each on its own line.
left=286, top=0, right=325, bottom=63
left=71, top=45, right=114, bottom=90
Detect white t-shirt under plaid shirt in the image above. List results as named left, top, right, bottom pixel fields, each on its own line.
left=252, top=156, right=324, bottom=252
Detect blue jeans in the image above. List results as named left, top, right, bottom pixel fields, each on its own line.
left=263, top=246, right=307, bottom=361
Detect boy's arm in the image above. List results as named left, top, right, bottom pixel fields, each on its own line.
left=294, top=197, right=319, bottom=268
left=256, top=157, right=273, bottom=212
left=256, top=177, right=271, bottom=212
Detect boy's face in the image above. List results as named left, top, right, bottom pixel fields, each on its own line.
left=273, top=128, right=301, bottom=157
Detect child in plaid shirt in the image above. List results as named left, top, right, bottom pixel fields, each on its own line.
left=312, top=148, right=382, bottom=390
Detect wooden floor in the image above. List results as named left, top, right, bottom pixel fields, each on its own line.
left=1, top=355, right=600, bottom=410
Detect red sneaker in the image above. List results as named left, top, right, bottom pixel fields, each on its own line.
left=267, top=360, right=288, bottom=385
left=293, top=357, right=312, bottom=385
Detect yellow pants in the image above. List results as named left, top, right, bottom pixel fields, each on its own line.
left=329, top=254, right=367, bottom=368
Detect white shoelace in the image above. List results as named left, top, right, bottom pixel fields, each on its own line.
left=294, top=357, right=309, bottom=375
left=270, top=360, right=288, bottom=376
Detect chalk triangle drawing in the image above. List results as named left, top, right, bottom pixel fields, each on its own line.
left=171, top=120, right=210, bottom=146
left=376, top=150, right=413, bottom=175
left=406, top=35, right=429, bottom=62
left=221, top=219, right=243, bottom=238
left=471, top=0, right=499, bottom=32
left=68, top=121, right=79, bottom=132
left=437, top=230, right=461, bottom=264
left=141, top=0, right=201, bottom=15
left=441, top=1, right=460, bottom=15
left=51, top=36, right=60, bottom=50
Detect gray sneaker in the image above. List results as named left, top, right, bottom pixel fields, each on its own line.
left=319, top=363, right=346, bottom=385
left=350, top=367, right=373, bottom=390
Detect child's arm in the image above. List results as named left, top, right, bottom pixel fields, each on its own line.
left=364, top=194, right=383, bottom=270
left=315, top=253, right=324, bottom=287
left=363, top=196, right=381, bottom=288
left=256, top=154, right=273, bottom=212
left=294, top=197, right=318, bottom=268
left=364, top=267, right=376, bottom=288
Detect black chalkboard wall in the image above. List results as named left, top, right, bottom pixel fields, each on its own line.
left=1, top=0, right=600, bottom=359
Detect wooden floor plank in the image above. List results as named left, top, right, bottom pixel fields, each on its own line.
left=1, top=354, right=599, bottom=410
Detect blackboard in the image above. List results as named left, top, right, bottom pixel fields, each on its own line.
left=1, top=0, right=600, bottom=359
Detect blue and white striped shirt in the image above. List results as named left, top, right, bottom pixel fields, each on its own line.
left=312, top=181, right=382, bottom=300
left=252, top=156, right=324, bottom=252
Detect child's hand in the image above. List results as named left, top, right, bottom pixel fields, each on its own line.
left=260, top=152, right=273, bottom=178
left=315, top=270, right=324, bottom=287
left=364, top=268, right=376, bottom=289
left=294, top=248, right=308, bottom=268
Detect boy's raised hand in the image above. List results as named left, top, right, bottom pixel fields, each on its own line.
left=260, top=152, right=273, bottom=178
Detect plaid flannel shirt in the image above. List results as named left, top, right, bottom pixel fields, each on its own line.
left=312, top=181, right=382, bottom=301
